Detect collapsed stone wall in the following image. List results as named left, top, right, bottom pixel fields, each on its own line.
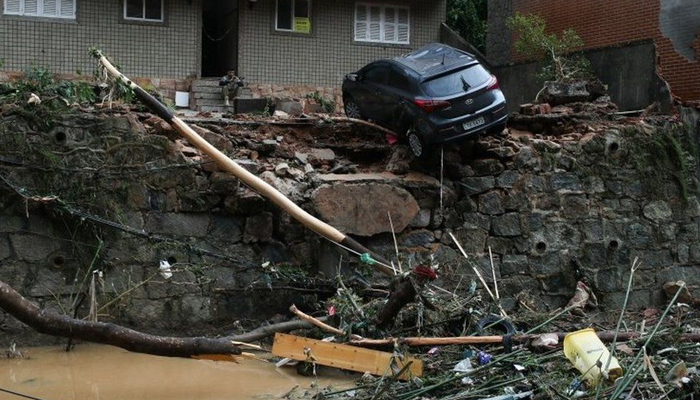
left=0, top=108, right=698, bottom=345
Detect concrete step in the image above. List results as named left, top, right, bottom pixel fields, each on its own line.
left=192, top=86, right=223, bottom=94
left=198, top=105, right=234, bottom=113
left=192, top=79, right=221, bottom=88
left=194, top=90, right=253, bottom=100
left=195, top=98, right=228, bottom=106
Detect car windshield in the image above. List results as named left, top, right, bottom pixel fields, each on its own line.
left=421, top=65, right=491, bottom=97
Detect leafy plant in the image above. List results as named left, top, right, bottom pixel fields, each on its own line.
left=446, top=0, right=487, bottom=52
left=305, top=91, right=335, bottom=113
left=507, top=13, right=593, bottom=83
left=0, top=65, right=97, bottom=108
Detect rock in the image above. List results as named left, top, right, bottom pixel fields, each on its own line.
left=385, top=146, right=412, bottom=175
left=643, top=200, right=673, bottom=223
left=209, top=171, right=239, bottom=194
left=492, top=212, right=522, bottom=236
left=145, top=213, right=210, bottom=237
left=9, top=235, right=60, bottom=262
left=275, top=162, right=290, bottom=176
left=312, top=183, right=419, bottom=236
left=409, top=209, right=431, bottom=228
left=460, top=177, right=495, bottom=195
left=478, top=191, right=505, bottom=215
left=542, top=81, right=590, bottom=105
left=0, top=237, right=11, bottom=260
left=501, top=255, right=528, bottom=276
left=235, top=159, right=261, bottom=174
left=662, top=280, right=693, bottom=304
left=471, top=159, right=504, bottom=176
left=400, top=229, right=435, bottom=248
left=260, top=171, right=305, bottom=202
left=243, top=212, right=273, bottom=243
left=275, top=100, right=303, bottom=116
left=295, top=152, right=309, bottom=164
left=273, top=110, right=290, bottom=118
left=308, top=148, right=335, bottom=163
left=209, top=215, right=243, bottom=242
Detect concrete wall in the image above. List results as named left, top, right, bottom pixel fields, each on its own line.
left=494, top=41, right=671, bottom=112
left=0, top=0, right=201, bottom=80
left=237, top=0, right=447, bottom=87
left=487, top=0, right=700, bottom=101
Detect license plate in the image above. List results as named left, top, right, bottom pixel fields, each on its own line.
left=463, top=116, right=485, bottom=131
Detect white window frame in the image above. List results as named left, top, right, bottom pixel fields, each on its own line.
left=354, top=2, right=410, bottom=45
left=123, top=0, right=164, bottom=22
left=275, top=0, right=311, bottom=33
left=3, top=0, right=76, bottom=19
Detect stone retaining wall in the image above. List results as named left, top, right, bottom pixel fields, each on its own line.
left=0, top=109, right=698, bottom=345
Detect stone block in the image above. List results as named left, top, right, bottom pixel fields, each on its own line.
left=550, top=173, right=581, bottom=191
left=462, top=212, right=491, bottom=230
left=275, top=99, right=303, bottom=116
left=514, top=147, right=540, bottom=170
left=243, top=212, right=274, bottom=243
left=471, top=159, right=504, bottom=176
left=501, top=255, right=528, bottom=276
left=562, top=194, right=590, bottom=219
left=0, top=237, right=10, bottom=260
left=460, top=176, right=495, bottom=195
left=209, top=171, right=239, bottom=194
left=487, top=236, right=514, bottom=254
left=658, top=265, right=700, bottom=286
left=642, top=200, right=673, bottom=223
left=0, top=216, right=25, bottom=233
left=502, top=191, right=529, bottom=211
left=495, top=170, right=520, bottom=188
left=478, top=191, right=505, bottom=215
left=409, top=209, right=431, bottom=228
left=209, top=215, right=243, bottom=242
left=145, top=213, right=210, bottom=237
left=9, top=235, right=60, bottom=262
left=595, top=268, right=620, bottom=292
left=492, top=212, right=522, bottom=236
left=582, top=219, right=604, bottom=243
left=400, top=229, right=435, bottom=248
left=452, top=228, right=487, bottom=254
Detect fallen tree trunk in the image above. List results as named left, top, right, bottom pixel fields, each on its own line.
left=0, top=280, right=240, bottom=357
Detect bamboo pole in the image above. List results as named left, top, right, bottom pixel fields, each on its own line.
left=289, top=304, right=362, bottom=340
left=89, top=49, right=393, bottom=276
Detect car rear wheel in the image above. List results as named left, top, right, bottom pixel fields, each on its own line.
left=407, top=129, right=426, bottom=158
left=344, top=97, right=363, bottom=119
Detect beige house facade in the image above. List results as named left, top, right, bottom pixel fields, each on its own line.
left=0, top=0, right=447, bottom=102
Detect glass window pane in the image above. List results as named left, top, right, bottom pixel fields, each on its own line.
left=145, top=0, right=161, bottom=20
left=277, top=0, right=292, bottom=30
left=294, top=0, right=308, bottom=18
left=421, top=65, right=491, bottom=97
left=126, top=0, right=143, bottom=18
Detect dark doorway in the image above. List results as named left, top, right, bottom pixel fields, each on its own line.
left=202, top=0, right=239, bottom=77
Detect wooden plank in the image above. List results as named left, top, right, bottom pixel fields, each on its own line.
left=271, top=333, right=422, bottom=380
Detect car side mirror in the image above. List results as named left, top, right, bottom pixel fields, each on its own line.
left=347, top=73, right=360, bottom=82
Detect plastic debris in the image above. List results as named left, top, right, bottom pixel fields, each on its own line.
left=476, top=351, right=493, bottom=365
left=453, top=358, right=474, bottom=373
left=532, top=333, right=559, bottom=349
left=563, top=328, right=622, bottom=383
left=158, top=260, right=173, bottom=279
left=427, top=347, right=440, bottom=357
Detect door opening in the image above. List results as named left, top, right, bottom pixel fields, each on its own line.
left=201, top=0, right=238, bottom=78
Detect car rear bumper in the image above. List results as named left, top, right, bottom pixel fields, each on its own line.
left=426, top=101, right=508, bottom=145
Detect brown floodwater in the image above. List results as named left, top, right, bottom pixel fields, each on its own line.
left=0, top=344, right=356, bottom=400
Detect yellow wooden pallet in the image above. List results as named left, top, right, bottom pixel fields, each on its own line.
left=271, top=333, right=423, bottom=380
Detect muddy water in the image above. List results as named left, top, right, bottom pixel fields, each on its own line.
left=0, top=345, right=356, bottom=400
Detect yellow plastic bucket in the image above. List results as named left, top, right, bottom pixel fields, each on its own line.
left=563, top=328, right=622, bottom=383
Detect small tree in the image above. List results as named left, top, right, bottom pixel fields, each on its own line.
left=446, top=0, right=487, bottom=52
left=507, top=12, right=593, bottom=83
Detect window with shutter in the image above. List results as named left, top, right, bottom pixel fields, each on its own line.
left=354, top=2, right=410, bottom=45
left=4, top=0, right=21, bottom=14
left=2, top=0, right=75, bottom=18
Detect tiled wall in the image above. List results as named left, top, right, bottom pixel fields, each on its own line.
left=238, top=0, right=447, bottom=87
left=0, top=0, right=201, bottom=79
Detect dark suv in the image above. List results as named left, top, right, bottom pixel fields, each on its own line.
left=342, top=43, right=507, bottom=157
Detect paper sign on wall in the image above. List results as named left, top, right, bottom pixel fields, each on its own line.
left=294, top=17, right=311, bottom=33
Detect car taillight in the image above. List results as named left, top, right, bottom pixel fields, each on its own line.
left=487, top=75, right=500, bottom=91
left=413, top=99, right=451, bottom=113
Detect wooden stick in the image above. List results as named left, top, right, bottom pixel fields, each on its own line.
left=488, top=246, right=500, bottom=300
left=388, top=212, right=402, bottom=273
left=90, top=49, right=393, bottom=277
left=328, top=117, right=399, bottom=137
left=289, top=304, right=361, bottom=340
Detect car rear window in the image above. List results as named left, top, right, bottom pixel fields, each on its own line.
left=421, top=65, right=491, bottom=97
